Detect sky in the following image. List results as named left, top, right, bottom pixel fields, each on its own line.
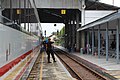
left=100, top=0, right=120, bottom=7
left=41, top=23, right=64, bottom=37
left=41, top=0, right=120, bottom=37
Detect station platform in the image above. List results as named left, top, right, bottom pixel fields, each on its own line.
left=56, top=46, right=120, bottom=80
left=2, top=45, right=120, bottom=80
left=41, top=52, right=76, bottom=80
left=0, top=49, right=40, bottom=80
left=74, top=53, right=120, bottom=79
left=0, top=48, right=76, bottom=80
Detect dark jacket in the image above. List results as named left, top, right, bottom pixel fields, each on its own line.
left=47, top=41, right=54, bottom=50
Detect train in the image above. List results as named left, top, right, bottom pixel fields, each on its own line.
left=0, top=19, right=40, bottom=77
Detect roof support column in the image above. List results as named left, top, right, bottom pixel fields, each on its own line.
left=10, top=0, right=13, bottom=21
left=65, top=22, right=68, bottom=48
left=92, top=27, right=94, bottom=55
left=116, top=19, right=119, bottom=64
left=27, top=0, right=30, bottom=32
left=106, top=22, right=109, bottom=61
left=72, top=16, right=75, bottom=52
left=68, top=19, right=72, bottom=52
left=81, top=0, right=85, bottom=26
left=0, top=0, right=3, bottom=22
left=0, top=9, right=2, bottom=22
left=81, top=31, right=85, bottom=48
left=70, top=20, right=72, bottom=48
left=76, top=11, right=80, bottom=51
left=24, top=0, right=26, bottom=30
left=68, top=20, right=70, bottom=47
left=97, top=25, right=101, bottom=58
left=87, top=30, right=90, bottom=54
left=18, top=0, right=21, bottom=25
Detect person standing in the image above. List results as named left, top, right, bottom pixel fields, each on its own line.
left=40, top=36, right=47, bottom=53
left=46, top=38, right=56, bottom=63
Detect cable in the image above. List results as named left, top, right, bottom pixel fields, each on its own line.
left=43, top=10, right=62, bottom=18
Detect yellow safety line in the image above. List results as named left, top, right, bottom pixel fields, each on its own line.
left=40, top=52, right=44, bottom=80
left=114, top=75, right=120, bottom=78
left=4, top=55, right=31, bottom=80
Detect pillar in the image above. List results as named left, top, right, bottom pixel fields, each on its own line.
left=106, top=22, right=109, bottom=61
left=0, top=9, right=2, bottom=22
left=116, top=19, right=119, bottom=64
left=68, top=20, right=71, bottom=47
left=81, top=0, right=85, bottom=26
left=70, top=20, right=72, bottom=47
left=72, top=15, right=76, bottom=51
left=65, top=21, right=69, bottom=48
left=81, top=31, right=85, bottom=48
left=98, top=25, right=101, bottom=58
left=0, top=0, right=3, bottom=23
left=76, top=11, right=80, bottom=51
left=92, top=27, right=94, bottom=55
left=67, top=20, right=69, bottom=47
left=24, top=0, right=26, bottom=29
left=87, top=30, right=90, bottom=54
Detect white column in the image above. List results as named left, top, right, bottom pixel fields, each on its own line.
left=0, top=0, right=2, bottom=21
left=0, top=9, right=3, bottom=22
left=81, top=0, right=85, bottom=26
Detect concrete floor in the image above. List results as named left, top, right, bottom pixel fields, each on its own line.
left=42, top=54, right=76, bottom=80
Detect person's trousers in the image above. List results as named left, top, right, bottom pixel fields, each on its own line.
left=46, top=49, right=55, bottom=62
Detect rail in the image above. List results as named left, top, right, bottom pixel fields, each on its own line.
left=55, top=49, right=112, bottom=80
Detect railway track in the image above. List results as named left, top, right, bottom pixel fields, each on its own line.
left=26, top=53, right=42, bottom=80
left=55, top=49, right=111, bottom=80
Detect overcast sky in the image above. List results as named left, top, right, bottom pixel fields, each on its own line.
left=41, top=23, right=64, bottom=37
left=100, top=0, right=120, bottom=7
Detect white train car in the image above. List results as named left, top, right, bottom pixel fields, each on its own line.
left=0, top=23, right=40, bottom=76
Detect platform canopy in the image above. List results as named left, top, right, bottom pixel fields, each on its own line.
left=77, top=10, right=120, bottom=31
left=2, top=0, right=120, bottom=23
left=85, top=0, right=119, bottom=10
left=36, top=0, right=120, bottom=23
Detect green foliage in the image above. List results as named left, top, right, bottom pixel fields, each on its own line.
left=55, top=26, right=65, bottom=46
left=59, top=26, right=65, bottom=36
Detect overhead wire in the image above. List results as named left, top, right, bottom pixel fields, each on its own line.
left=42, top=10, right=62, bottom=18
